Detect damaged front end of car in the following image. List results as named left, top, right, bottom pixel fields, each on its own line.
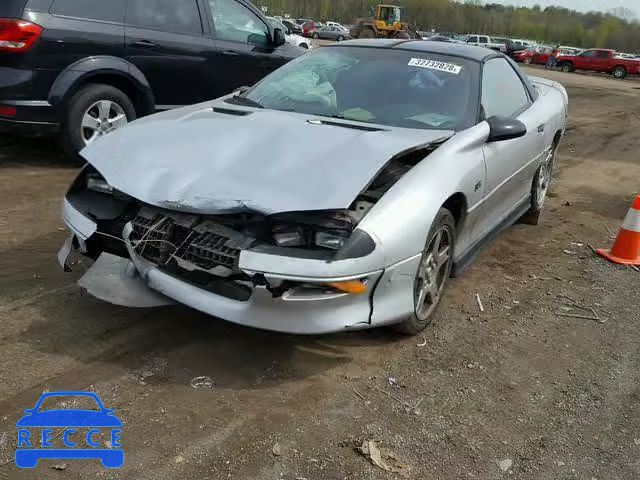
left=59, top=137, right=446, bottom=333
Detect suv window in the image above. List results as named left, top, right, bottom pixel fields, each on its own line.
left=482, top=58, right=530, bottom=118
left=478, top=36, right=488, bottom=44
left=208, top=0, right=269, bottom=45
left=126, top=0, right=202, bottom=35
left=51, top=0, right=126, bottom=23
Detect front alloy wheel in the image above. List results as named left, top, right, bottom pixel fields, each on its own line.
left=81, top=100, right=128, bottom=146
left=394, top=208, right=455, bottom=335
left=414, top=226, right=452, bottom=321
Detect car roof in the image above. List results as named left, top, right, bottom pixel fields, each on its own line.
left=331, top=39, right=499, bottom=62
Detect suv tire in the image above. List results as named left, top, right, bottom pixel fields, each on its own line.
left=62, top=83, right=136, bottom=159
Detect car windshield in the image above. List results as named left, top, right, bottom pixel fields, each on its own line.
left=244, top=47, right=479, bottom=131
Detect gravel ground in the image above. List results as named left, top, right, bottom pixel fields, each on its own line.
left=0, top=67, right=639, bottom=479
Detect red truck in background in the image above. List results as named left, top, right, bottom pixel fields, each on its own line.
left=555, top=48, right=640, bottom=79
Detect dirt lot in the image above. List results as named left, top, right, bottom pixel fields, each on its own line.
left=0, top=68, right=639, bottom=480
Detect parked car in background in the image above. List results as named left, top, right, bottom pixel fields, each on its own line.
left=325, top=21, right=348, bottom=31
left=302, top=21, right=323, bottom=37
left=282, top=19, right=302, bottom=35
left=463, top=35, right=506, bottom=52
left=0, top=0, right=303, bottom=155
left=555, top=48, right=640, bottom=78
left=505, top=39, right=528, bottom=56
left=310, top=26, right=351, bottom=42
left=60, top=41, right=567, bottom=335
left=428, top=35, right=455, bottom=43
left=268, top=17, right=312, bottom=49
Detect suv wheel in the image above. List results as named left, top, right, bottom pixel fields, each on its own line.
left=62, top=84, right=136, bottom=157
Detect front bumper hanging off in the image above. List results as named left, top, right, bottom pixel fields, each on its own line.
left=58, top=198, right=417, bottom=334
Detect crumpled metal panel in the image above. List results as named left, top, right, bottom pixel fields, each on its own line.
left=81, top=104, right=452, bottom=215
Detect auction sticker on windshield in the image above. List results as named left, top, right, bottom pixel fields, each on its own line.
left=408, top=58, right=462, bottom=74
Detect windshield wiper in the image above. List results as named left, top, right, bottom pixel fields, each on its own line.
left=225, top=95, right=264, bottom=109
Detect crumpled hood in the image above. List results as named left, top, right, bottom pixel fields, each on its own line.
left=81, top=102, right=453, bottom=215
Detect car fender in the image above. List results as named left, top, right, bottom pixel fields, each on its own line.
left=358, top=123, right=490, bottom=268
left=48, top=56, right=154, bottom=113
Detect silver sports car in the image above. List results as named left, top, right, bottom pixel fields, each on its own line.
left=59, top=40, right=568, bottom=335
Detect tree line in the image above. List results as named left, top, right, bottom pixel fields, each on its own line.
left=259, top=0, right=640, bottom=52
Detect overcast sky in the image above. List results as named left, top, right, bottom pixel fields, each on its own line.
left=487, top=0, right=639, bottom=17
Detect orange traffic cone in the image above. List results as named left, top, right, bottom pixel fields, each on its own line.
left=597, top=195, right=640, bottom=265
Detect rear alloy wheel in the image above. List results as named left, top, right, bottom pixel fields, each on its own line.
left=62, top=83, right=136, bottom=158
left=312, top=32, right=319, bottom=39
left=613, top=66, right=627, bottom=79
left=394, top=209, right=455, bottom=335
left=80, top=100, right=128, bottom=146
left=561, top=63, right=573, bottom=73
left=337, top=35, right=344, bottom=42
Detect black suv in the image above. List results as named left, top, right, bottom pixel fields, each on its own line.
left=0, top=0, right=302, bottom=153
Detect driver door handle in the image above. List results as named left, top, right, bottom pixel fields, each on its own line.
left=132, top=40, right=157, bottom=48
left=537, top=124, right=545, bottom=134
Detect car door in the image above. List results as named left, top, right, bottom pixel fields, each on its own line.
left=124, top=0, right=214, bottom=108
left=574, top=50, right=595, bottom=70
left=466, top=35, right=478, bottom=46
left=474, top=57, right=545, bottom=239
left=203, top=0, right=288, bottom=95
left=593, top=50, right=612, bottom=72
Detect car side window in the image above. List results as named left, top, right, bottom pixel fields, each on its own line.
left=208, top=0, right=269, bottom=46
left=482, top=58, right=530, bottom=119
left=126, top=0, right=202, bottom=35
left=478, top=36, right=488, bottom=44
left=596, top=51, right=610, bottom=58
left=50, top=0, right=126, bottom=23
left=468, top=36, right=478, bottom=43
left=581, top=50, right=596, bottom=57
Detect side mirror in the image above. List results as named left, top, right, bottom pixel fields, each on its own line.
left=486, top=115, right=527, bottom=142
left=248, top=33, right=269, bottom=46
left=272, top=28, right=286, bottom=46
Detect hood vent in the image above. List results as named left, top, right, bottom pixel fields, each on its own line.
left=213, top=107, right=253, bottom=116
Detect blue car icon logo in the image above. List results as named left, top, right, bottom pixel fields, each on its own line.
left=16, top=391, right=123, bottom=468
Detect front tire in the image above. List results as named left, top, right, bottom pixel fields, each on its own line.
left=337, top=35, right=344, bottom=42
left=524, top=57, right=532, bottom=64
left=393, top=209, right=456, bottom=335
left=560, top=62, right=573, bottom=73
left=62, top=83, right=136, bottom=158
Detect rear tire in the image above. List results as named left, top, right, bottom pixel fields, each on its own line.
left=312, top=32, right=319, bottom=39
left=337, top=35, right=344, bottom=42
left=520, top=141, right=558, bottom=226
left=613, top=66, right=627, bottom=79
left=393, top=209, right=456, bottom=335
left=61, top=83, right=136, bottom=160
left=524, top=57, right=532, bottom=64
